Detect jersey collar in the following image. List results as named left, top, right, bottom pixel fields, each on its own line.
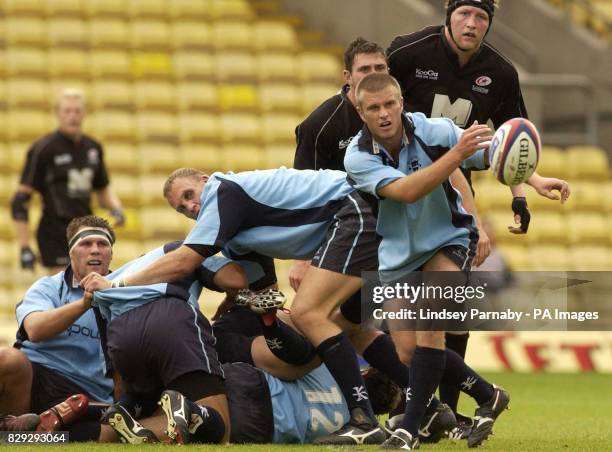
left=357, top=112, right=415, bottom=168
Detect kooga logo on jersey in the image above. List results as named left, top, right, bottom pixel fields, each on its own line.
left=415, top=68, right=439, bottom=80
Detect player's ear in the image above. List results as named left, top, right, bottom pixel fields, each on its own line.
left=201, top=175, right=209, bottom=184
left=343, top=69, right=351, bottom=84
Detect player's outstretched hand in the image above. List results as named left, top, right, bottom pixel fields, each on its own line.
left=529, top=175, right=571, bottom=204
left=81, top=272, right=112, bottom=292
left=454, top=121, right=492, bottom=161
left=508, top=196, right=530, bottom=234
left=473, top=226, right=491, bottom=267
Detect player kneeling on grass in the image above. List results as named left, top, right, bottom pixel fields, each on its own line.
left=344, top=72, right=510, bottom=449
left=0, top=216, right=116, bottom=440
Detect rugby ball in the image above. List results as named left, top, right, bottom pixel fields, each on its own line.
left=489, top=118, right=540, bottom=185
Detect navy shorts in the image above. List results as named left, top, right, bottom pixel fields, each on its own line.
left=107, top=297, right=224, bottom=395
left=37, top=216, right=70, bottom=268
left=212, top=307, right=263, bottom=365
left=311, top=191, right=380, bottom=277
left=224, top=362, right=274, bottom=444
left=29, top=362, right=98, bottom=414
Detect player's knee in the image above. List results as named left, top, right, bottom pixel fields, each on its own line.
left=0, top=347, right=29, bottom=376
left=395, top=345, right=414, bottom=366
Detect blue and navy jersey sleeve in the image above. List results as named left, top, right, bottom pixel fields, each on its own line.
left=344, top=144, right=406, bottom=199
left=15, top=277, right=59, bottom=328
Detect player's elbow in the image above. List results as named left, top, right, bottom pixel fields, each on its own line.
left=214, top=263, right=248, bottom=291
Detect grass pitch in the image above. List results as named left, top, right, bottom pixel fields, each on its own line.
left=5, top=372, right=611, bottom=451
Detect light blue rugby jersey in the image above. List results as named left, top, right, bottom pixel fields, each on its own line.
left=93, top=242, right=236, bottom=322
left=183, top=167, right=353, bottom=261
left=15, top=268, right=114, bottom=403
left=344, top=112, right=479, bottom=278
left=266, top=364, right=350, bottom=444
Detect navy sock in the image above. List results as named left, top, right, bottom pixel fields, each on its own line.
left=400, top=347, right=446, bottom=436
left=259, top=316, right=316, bottom=365
left=362, top=334, right=410, bottom=388
left=316, top=333, right=376, bottom=422
left=185, top=400, right=225, bottom=444
left=439, top=332, right=470, bottom=412
left=442, top=348, right=494, bottom=406
left=68, top=421, right=101, bottom=442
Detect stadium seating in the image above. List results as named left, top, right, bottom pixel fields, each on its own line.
left=86, top=0, right=127, bottom=18
left=258, top=83, right=301, bottom=113
left=90, top=81, right=134, bottom=110
left=46, top=0, right=86, bottom=17
left=48, top=18, right=88, bottom=48
left=7, top=79, right=50, bottom=109
left=176, top=82, right=219, bottom=111
left=5, top=17, right=46, bottom=47
left=49, top=50, right=90, bottom=79
left=89, top=19, right=130, bottom=49
left=134, top=81, right=177, bottom=112
left=6, top=48, right=48, bottom=77
left=566, top=145, right=609, bottom=180
left=90, top=110, right=135, bottom=142
left=90, top=51, right=131, bottom=79
left=527, top=245, right=570, bottom=271
left=171, top=22, right=213, bottom=50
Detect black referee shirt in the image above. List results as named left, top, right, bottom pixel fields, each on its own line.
left=20, top=131, right=110, bottom=220
left=294, top=84, right=364, bottom=171
left=387, top=25, right=528, bottom=130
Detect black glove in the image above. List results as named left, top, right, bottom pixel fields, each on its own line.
left=20, top=246, right=36, bottom=271
left=511, top=196, right=530, bottom=232
left=111, top=208, right=126, bottom=227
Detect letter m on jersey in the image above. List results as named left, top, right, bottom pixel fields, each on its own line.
left=431, top=94, right=473, bottom=127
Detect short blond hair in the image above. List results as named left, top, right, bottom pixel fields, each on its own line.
left=163, top=168, right=207, bottom=198
left=55, top=88, right=86, bottom=110
left=355, top=73, right=402, bottom=105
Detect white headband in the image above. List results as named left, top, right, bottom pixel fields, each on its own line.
left=68, top=227, right=113, bottom=253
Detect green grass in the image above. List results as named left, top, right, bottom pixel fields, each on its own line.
left=4, top=372, right=612, bottom=451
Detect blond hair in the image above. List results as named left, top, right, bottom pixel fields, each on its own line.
left=55, top=88, right=86, bottom=110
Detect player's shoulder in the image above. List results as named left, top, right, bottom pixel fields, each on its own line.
left=298, top=89, right=346, bottom=129
left=28, top=131, right=60, bottom=154
left=23, top=272, right=64, bottom=301
left=410, top=111, right=457, bottom=142
left=480, top=41, right=520, bottom=79
left=387, top=25, right=442, bottom=58
left=80, top=133, right=103, bottom=150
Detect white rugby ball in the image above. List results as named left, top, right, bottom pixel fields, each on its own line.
left=489, top=118, right=540, bottom=185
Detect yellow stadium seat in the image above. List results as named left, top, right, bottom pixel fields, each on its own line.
left=0, top=112, right=7, bottom=142
left=527, top=212, right=565, bottom=245
left=569, top=245, right=612, bottom=271
left=170, top=0, right=211, bottom=19
left=528, top=245, right=569, bottom=271
left=111, top=239, right=145, bottom=267
left=136, top=113, right=178, bottom=143
left=140, top=207, right=190, bottom=240
left=86, top=0, right=128, bottom=18
left=6, top=48, right=48, bottom=77
left=49, top=50, right=90, bottom=78
left=0, top=143, right=9, bottom=171
left=471, top=179, right=512, bottom=212
left=110, top=175, right=140, bottom=207
left=180, top=144, right=223, bottom=173
left=5, top=17, right=46, bottom=47
left=298, top=52, right=342, bottom=83
left=171, top=22, right=213, bottom=50
left=48, top=18, right=87, bottom=47
left=138, top=143, right=179, bottom=173
left=173, top=51, right=215, bottom=80
left=567, top=212, right=608, bottom=245
left=131, top=53, right=173, bottom=79
left=139, top=176, right=171, bottom=206
left=134, top=82, right=177, bottom=111
left=103, top=142, right=138, bottom=174
left=261, top=113, right=301, bottom=144
left=216, top=52, right=256, bottom=83
left=0, top=241, right=11, bottom=266
left=218, top=84, right=258, bottom=111
left=8, top=111, right=52, bottom=142
left=0, top=175, right=12, bottom=206
left=254, top=21, right=299, bottom=52
left=257, top=54, right=297, bottom=81
left=300, top=83, right=341, bottom=114
left=211, top=0, right=254, bottom=20
left=178, top=113, right=221, bottom=144
left=263, top=144, right=294, bottom=169
left=90, top=81, right=133, bottom=110
left=0, top=208, right=15, bottom=240
left=129, top=0, right=168, bottom=18
left=222, top=145, right=265, bottom=172
left=130, top=20, right=170, bottom=51
left=220, top=113, right=261, bottom=144
left=567, top=181, right=603, bottom=212
left=9, top=142, right=32, bottom=173
left=604, top=182, right=612, bottom=213
left=90, top=51, right=131, bottom=79
left=213, top=22, right=253, bottom=50
left=4, top=0, right=44, bottom=15
left=258, top=83, right=301, bottom=113
left=7, top=79, right=50, bottom=109
left=566, top=145, right=609, bottom=180
left=537, top=145, right=568, bottom=179
left=89, top=19, right=130, bottom=48
left=176, top=82, right=218, bottom=111
left=497, top=244, right=529, bottom=270
left=91, top=111, right=135, bottom=142
left=46, top=0, right=86, bottom=16
left=483, top=211, right=530, bottom=247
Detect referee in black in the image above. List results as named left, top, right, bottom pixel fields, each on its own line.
left=387, top=0, right=570, bottom=432
left=11, top=89, right=125, bottom=274
left=291, top=37, right=388, bottom=288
